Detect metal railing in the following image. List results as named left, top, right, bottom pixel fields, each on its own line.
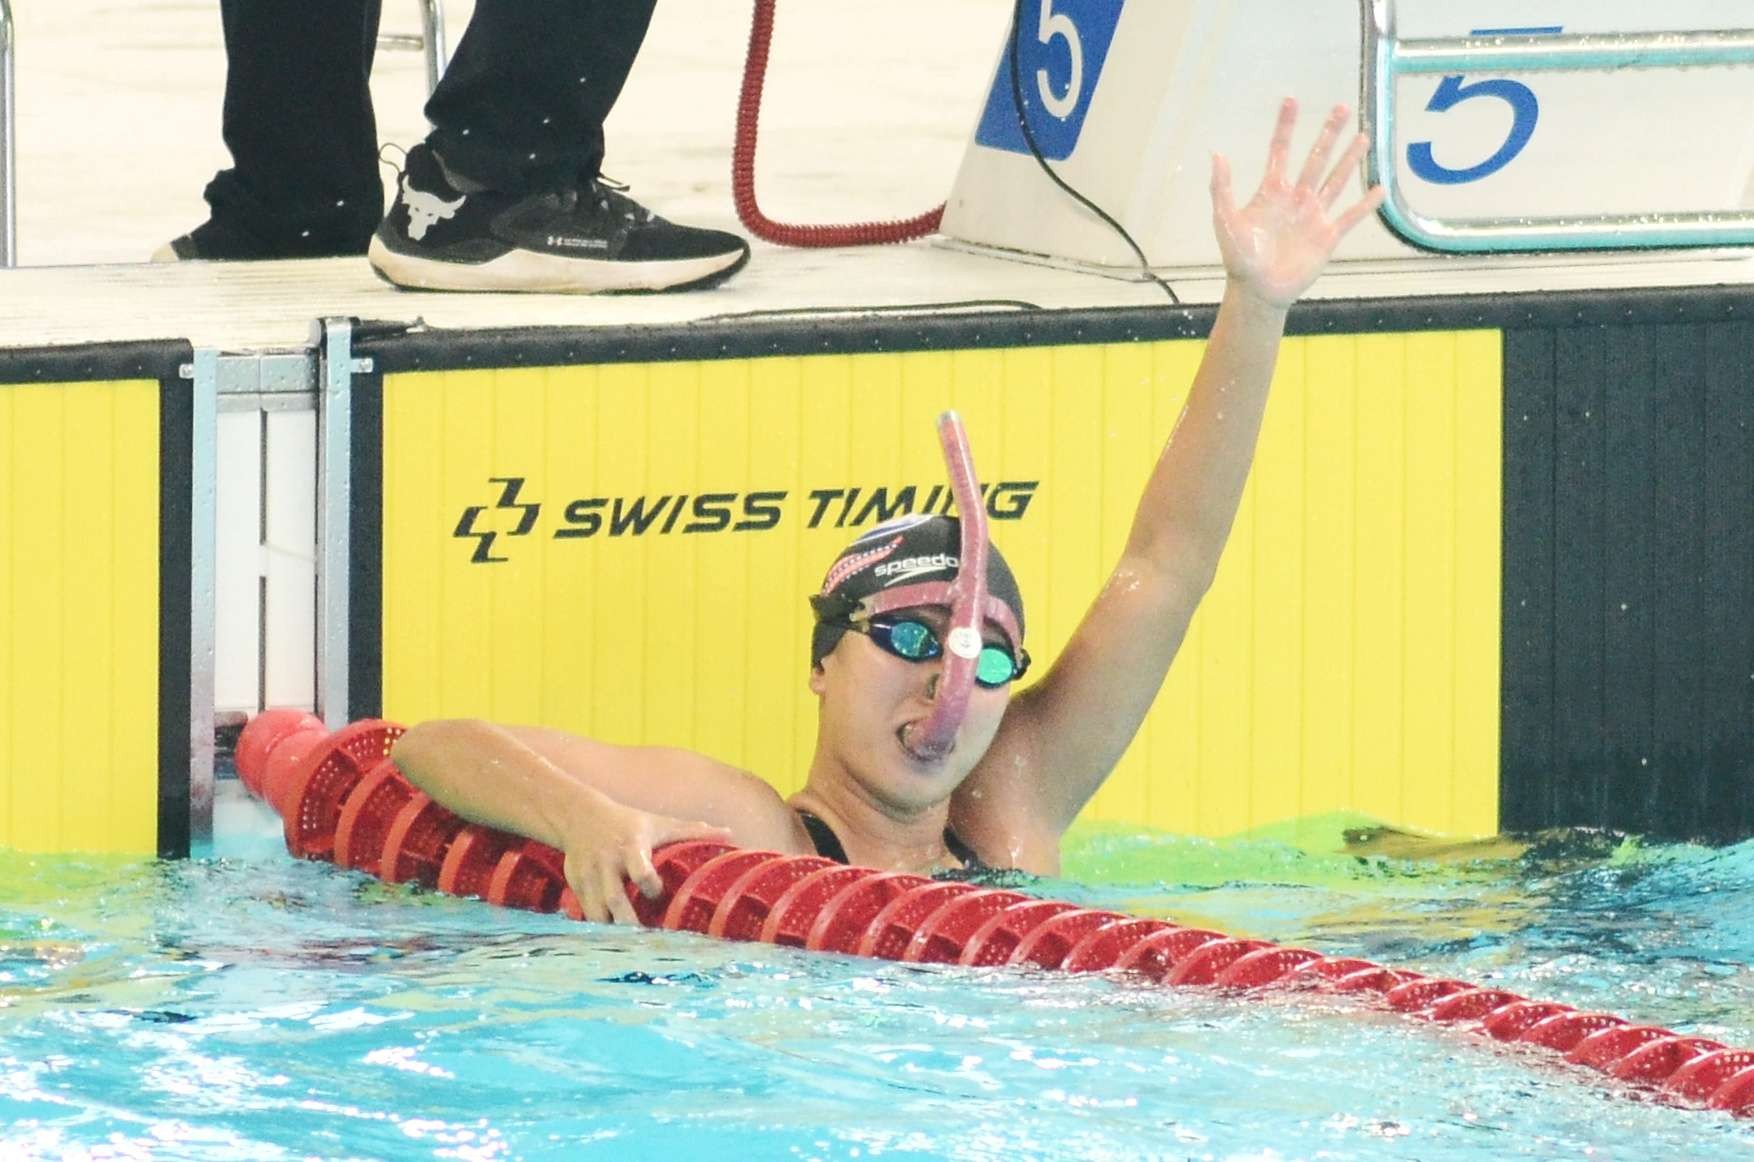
left=1, top=0, right=15, bottom=268
left=379, top=0, right=449, bottom=96
left=0, top=0, right=449, bottom=269
left=1362, top=0, right=1754, bottom=252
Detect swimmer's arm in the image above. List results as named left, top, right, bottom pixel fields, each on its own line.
left=1117, top=100, right=1382, bottom=608
left=963, top=101, right=1383, bottom=841
left=392, top=719, right=807, bottom=857
left=952, top=287, right=1290, bottom=865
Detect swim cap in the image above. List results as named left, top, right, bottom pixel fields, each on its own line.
left=808, top=514, right=1025, bottom=667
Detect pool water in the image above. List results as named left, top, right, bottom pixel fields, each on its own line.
left=2, top=807, right=1750, bottom=1160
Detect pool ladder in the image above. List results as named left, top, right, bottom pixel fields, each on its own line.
left=1363, top=0, right=1754, bottom=252
left=0, top=0, right=449, bottom=268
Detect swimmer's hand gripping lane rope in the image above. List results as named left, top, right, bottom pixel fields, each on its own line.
left=899, top=411, right=988, bottom=761
left=235, top=711, right=1754, bottom=1120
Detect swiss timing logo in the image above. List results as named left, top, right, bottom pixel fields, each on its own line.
left=449, top=477, right=1039, bottom=564
left=453, top=477, right=541, bottom=563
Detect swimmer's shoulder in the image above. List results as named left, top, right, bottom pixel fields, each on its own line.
left=630, top=745, right=815, bottom=854
left=948, top=709, right=1064, bottom=876
left=501, top=726, right=813, bottom=855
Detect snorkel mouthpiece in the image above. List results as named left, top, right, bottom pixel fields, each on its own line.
left=901, top=411, right=989, bottom=761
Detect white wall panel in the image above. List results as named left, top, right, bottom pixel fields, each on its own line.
left=264, top=411, right=317, bottom=709
left=214, top=410, right=262, bottom=713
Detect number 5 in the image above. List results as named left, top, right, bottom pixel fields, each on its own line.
left=1407, top=75, right=1540, bottom=185
left=1036, top=1, right=1084, bottom=120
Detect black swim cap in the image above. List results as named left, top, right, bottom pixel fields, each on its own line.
left=808, top=514, right=1025, bottom=667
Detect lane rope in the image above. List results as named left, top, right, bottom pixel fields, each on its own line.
left=238, top=711, right=1754, bottom=1119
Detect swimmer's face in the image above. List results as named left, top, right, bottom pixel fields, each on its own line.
left=809, top=604, right=1016, bottom=807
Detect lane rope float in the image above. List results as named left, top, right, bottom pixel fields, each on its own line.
left=234, top=710, right=1754, bottom=1119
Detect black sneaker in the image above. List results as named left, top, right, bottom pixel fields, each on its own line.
left=367, top=144, right=750, bottom=293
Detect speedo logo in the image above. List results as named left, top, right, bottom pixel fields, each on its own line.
left=451, top=478, right=1038, bottom=563
left=874, top=553, right=958, bottom=585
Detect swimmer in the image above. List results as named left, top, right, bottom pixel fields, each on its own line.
left=392, top=100, right=1388, bottom=923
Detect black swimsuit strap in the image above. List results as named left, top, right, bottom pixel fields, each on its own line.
left=795, top=808, right=849, bottom=864
left=794, top=807, right=985, bottom=872
left=942, top=826, right=986, bottom=872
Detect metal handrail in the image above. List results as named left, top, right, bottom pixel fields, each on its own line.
left=2, top=0, right=15, bottom=268
left=419, top=0, right=447, bottom=94
left=378, top=0, right=449, bottom=94
left=1362, top=0, right=1754, bottom=253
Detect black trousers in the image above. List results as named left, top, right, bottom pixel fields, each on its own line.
left=203, top=0, right=657, bottom=247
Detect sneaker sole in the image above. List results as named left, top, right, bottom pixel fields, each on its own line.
left=367, top=235, right=749, bottom=294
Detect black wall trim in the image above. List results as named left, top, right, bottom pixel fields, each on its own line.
left=357, top=284, right=1754, bottom=374
left=1501, top=318, right=1754, bottom=840
left=157, top=372, right=193, bottom=859
left=349, top=372, right=384, bottom=722
left=0, top=340, right=193, bottom=386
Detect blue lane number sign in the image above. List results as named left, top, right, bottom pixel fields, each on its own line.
left=1407, top=26, right=1558, bottom=185
left=975, top=0, right=1125, bottom=161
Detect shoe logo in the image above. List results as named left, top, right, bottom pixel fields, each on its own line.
left=402, top=174, right=466, bottom=241
left=546, top=234, right=609, bottom=251
left=454, top=477, right=541, bottom=563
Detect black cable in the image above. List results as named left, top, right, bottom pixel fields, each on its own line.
left=1006, top=0, right=1179, bottom=305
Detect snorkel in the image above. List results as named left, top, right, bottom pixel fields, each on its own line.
left=897, top=411, right=988, bottom=762
left=809, top=410, right=1020, bottom=762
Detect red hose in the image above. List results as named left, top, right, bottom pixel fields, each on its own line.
left=733, top=0, right=945, bottom=247
left=241, top=713, right=1754, bottom=1119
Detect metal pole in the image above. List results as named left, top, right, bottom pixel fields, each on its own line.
left=1392, top=29, right=1754, bottom=76
left=315, top=319, right=356, bottom=730
left=420, top=0, right=448, bottom=96
left=1, top=0, right=16, bottom=267
left=187, top=350, right=220, bottom=852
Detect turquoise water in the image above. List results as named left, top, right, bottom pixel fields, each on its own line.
left=2, top=811, right=1750, bottom=1160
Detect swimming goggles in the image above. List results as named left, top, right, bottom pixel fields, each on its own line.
left=838, top=615, right=1030, bottom=689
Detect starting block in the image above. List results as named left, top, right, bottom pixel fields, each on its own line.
left=941, top=0, right=1754, bottom=267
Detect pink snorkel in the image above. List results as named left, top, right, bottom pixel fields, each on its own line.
left=899, top=411, right=989, bottom=761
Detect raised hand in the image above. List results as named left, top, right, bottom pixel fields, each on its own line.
left=1211, top=99, right=1386, bottom=309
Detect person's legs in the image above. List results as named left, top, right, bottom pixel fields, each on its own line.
left=160, top=0, right=384, bottom=260
left=369, top=0, right=748, bottom=294
left=423, top=0, right=655, bottom=193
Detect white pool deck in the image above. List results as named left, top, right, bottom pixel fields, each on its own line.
left=8, top=0, right=1754, bottom=353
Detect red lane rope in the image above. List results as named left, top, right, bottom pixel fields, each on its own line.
left=733, top=0, right=944, bottom=247
left=241, top=713, right=1754, bottom=1118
